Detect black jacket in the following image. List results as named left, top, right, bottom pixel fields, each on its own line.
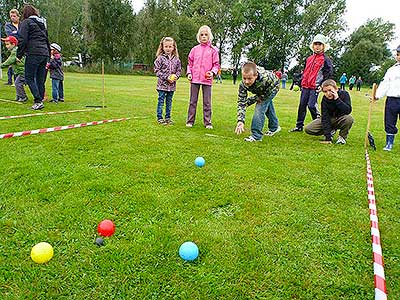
left=17, top=16, right=50, bottom=59
left=321, top=90, right=352, bottom=138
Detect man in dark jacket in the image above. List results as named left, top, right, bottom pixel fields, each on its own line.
left=17, top=4, right=50, bottom=110
left=290, top=34, right=334, bottom=132
left=4, top=9, right=20, bottom=85
left=305, top=79, right=354, bottom=144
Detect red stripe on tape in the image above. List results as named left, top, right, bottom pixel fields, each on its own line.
left=374, top=275, right=387, bottom=294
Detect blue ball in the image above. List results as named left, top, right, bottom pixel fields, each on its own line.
left=194, top=157, right=205, bottom=167
left=179, top=241, right=199, bottom=261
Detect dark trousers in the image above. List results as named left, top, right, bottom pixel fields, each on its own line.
left=295, top=88, right=320, bottom=128
left=349, top=84, right=354, bottom=90
left=356, top=84, right=361, bottom=91
left=384, top=97, right=400, bottom=134
left=25, top=55, right=48, bottom=103
left=340, top=83, right=345, bottom=90
left=15, top=75, right=27, bottom=99
left=187, top=83, right=212, bottom=126
left=7, top=66, right=14, bottom=84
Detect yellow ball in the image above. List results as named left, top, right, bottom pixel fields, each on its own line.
left=31, top=242, right=54, bottom=264
left=168, top=74, right=177, bottom=81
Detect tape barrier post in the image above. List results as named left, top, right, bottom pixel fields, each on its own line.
left=365, top=150, right=388, bottom=300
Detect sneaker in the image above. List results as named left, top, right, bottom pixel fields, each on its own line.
left=289, top=127, right=303, bottom=132
left=205, top=124, right=213, bottom=129
left=330, top=129, right=337, bottom=137
left=336, top=136, right=346, bottom=144
left=17, top=97, right=28, bottom=102
left=186, top=123, right=193, bottom=128
left=58, top=98, right=64, bottom=102
left=31, top=102, right=44, bottom=110
left=244, top=136, right=262, bottom=142
left=157, top=119, right=165, bottom=125
left=265, top=126, right=281, bottom=136
left=164, top=119, right=174, bottom=125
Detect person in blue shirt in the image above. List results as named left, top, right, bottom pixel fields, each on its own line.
left=4, top=9, right=20, bottom=85
left=339, top=73, right=347, bottom=90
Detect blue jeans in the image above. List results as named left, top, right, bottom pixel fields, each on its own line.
left=52, top=79, right=64, bottom=101
left=157, top=90, right=174, bottom=120
left=25, top=55, right=48, bottom=103
left=251, top=91, right=279, bottom=140
left=281, top=80, right=286, bottom=89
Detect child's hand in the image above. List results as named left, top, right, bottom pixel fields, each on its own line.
left=235, top=122, right=245, bottom=135
left=205, top=71, right=213, bottom=80
left=168, top=74, right=177, bottom=83
left=187, top=74, right=192, bottom=81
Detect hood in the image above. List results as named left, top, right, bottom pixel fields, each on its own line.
left=29, top=16, right=47, bottom=28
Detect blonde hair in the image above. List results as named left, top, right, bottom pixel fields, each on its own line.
left=241, top=61, right=257, bottom=75
left=9, top=9, right=20, bottom=17
left=196, top=25, right=213, bottom=43
left=156, top=37, right=179, bottom=58
left=321, top=79, right=338, bottom=89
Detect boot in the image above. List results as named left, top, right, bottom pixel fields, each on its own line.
left=383, top=134, right=395, bottom=151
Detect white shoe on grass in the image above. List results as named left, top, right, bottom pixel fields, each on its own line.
left=265, top=126, right=281, bottom=136
left=336, top=136, right=346, bottom=144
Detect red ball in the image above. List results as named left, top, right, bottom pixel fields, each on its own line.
left=97, top=219, right=115, bottom=237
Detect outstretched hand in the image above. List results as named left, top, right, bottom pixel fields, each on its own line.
left=235, top=122, right=244, bottom=135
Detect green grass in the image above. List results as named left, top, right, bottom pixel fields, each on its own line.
left=0, top=74, right=399, bottom=299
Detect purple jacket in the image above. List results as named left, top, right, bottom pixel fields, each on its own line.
left=154, top=54, right=182, bottom=92
left=187, top=41, right=220, bottom=86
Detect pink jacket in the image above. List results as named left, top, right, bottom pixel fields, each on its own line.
left=187, top=41, right=220, bottom=86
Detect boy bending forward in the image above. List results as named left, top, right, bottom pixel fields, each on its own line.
left=235, top=62, right=280, bottom=142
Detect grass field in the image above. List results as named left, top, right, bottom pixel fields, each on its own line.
left=0, top=73, right=399, bottom=299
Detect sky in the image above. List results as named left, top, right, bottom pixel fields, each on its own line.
left=131, top=0, right=399, bottom=51
left=344, top=0, right=400, bottom=51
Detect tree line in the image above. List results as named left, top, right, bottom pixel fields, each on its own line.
left=0, top=0, right=396, bottom=83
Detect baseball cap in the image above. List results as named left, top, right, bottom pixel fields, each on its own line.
left=1, top=36, right=18, bottom=45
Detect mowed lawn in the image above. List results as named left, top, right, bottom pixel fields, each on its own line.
left=0, top=73, right=399, bottom=299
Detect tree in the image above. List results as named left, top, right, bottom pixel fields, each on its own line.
left=338, top=18, right=395, bottom=83
left=87, top=0, right=135, bottom=62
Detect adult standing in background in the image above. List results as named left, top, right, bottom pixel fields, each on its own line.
left=339, top=73, right=347, bottom=90
left=232, top=68, right=238, bottom=84
left=281, top=72, right=288, bottom=89
left=4, top=9, right=20, bottom=85
left=17, top=4, right=50, bottom=110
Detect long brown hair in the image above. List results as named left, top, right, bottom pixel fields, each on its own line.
left=156, top=37, right=179, bottom=58
left=22, top=4, right=39, bottom=20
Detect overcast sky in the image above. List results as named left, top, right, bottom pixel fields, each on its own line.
left=131, top=0, right=400, bottom=50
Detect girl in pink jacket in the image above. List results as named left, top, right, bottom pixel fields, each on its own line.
left=186, top=25, right=220, bottom=129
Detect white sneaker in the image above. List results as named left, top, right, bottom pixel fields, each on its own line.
left=336, top=136, right=346, bottom=144
left=244, top=136, right=262, bottom=142
left=265, top=126, right=281, bottom=136
left=31, top=102, right=44, bottom=110
left=186, top=123, right=193, bottom=128
left=205, top=125, right=213, bottom=129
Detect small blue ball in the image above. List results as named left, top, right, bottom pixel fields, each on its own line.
left=194, top=157, right=205, bottom=167
left=179, top=241, right=199, bottom=261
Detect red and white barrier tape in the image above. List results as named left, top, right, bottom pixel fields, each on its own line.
left=0, top=118, right=129, bottom=139
left=0, top=108, right=101, bottom=120
left=0, top=98, right=23, bottom=104
left=366, top=150, right=387, bottom=300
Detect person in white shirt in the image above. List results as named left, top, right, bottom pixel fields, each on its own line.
left=375, top=45, right=400, bottom=151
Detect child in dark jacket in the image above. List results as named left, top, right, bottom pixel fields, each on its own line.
left=47, top=43, right=64, bottom=103
left=290, top=34, right=333, bottom=132
left=154, top=37, right=182, bottom=125
left=305, top=79, right=354, bottom=144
